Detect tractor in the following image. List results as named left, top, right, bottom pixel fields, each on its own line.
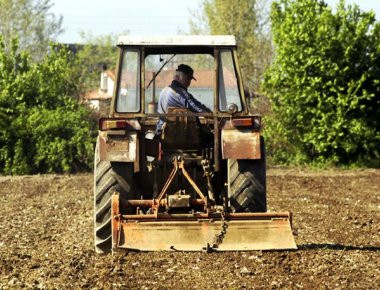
left=94, top=35, right=296, bottom=253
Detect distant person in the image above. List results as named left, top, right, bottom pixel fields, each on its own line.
left=155, top=64, right=211, bottom=136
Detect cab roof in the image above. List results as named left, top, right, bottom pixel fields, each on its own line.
left=117, top=35, right=236, bottom=46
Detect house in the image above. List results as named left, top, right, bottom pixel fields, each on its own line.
left=82, top=70, right=115, bottom=115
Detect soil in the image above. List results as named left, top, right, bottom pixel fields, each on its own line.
left=0, top=168, right=379, bottom=289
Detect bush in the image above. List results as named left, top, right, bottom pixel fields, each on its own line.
left=263, top=0, right=380, bottom=166
left=0, top=37, right=95, bottom=174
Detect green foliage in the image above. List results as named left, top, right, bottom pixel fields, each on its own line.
left=0, top=36, right=95, bottom=174
left=0, top=0, right=63, bottom=61
left=263, top=0, right=380, bottom=166
left=190, top=0, right=273, bottom=91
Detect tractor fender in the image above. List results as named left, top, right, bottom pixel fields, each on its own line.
left=97, top=131, right=138, bottom=163
left=221, top=126, right=261, bottom=160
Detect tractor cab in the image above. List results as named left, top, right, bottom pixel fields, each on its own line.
left=112, top=35, right=244, bottom=116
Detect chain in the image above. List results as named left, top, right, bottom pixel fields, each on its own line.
left=211, top=209, right=228, bottom=249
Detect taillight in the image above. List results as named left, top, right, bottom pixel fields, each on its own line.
left=99, top=119, right=126, bottom=130
left=232, top=118, right=252, bottom=127
left=99, top=118, right=141, bottom=131
left=231, top=117, right=261, bottom=129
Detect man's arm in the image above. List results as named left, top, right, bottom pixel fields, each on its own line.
left=185, top=94, right=212, bottom=113
left=176, top=87, right=211, bottom=113
left=168, top=85, right=212, bottom=113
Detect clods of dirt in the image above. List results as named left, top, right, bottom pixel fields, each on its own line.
left=0, top=169, right=379, bottom=289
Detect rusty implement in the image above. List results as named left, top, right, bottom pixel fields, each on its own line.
left=111, top=194, right=297, bottom=252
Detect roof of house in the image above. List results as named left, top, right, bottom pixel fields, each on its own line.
left=147, top=69, right=237, bottom=88
left=146, top=69, right=214, bottom=88
left=117, top=35, right=236, bottom=46
left=119, top=69, right=237, bottom=89
left=105, top=70, right=115, bottom=81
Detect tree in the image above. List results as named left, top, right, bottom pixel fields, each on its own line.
left=0, top=0, right=63, bottom=61
left=0, top=36, right=95, bottom=174
left=75, top=32, right=119, bottom=93
left=189, top=0, right=273, bottom=92
left=263, top=0, right=380, bottom=166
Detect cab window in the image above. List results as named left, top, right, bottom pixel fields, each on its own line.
left=116, top=50, right=140, bottom=112
left=218, top=49, right=242, bottom=111
left=144, top=54, right=214, bottom=113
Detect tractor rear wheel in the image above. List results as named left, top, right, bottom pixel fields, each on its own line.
left=93, top=142, right=134, bottom=253
left=228, top=137, right=266, bottom=212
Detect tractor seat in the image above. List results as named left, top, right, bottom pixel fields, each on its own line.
left=161, top=107, right=201, bottom=151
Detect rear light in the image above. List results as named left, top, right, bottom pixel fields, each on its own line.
left=232, top=118, right=252, bottom=127
left=99, top=118, right=141, bottom=131
left=231, top=117, right=261, bottom=129
left=99, top=119, right=127, bottom=130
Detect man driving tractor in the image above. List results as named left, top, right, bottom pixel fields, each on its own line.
left=155, top=64, right=211, bottom=136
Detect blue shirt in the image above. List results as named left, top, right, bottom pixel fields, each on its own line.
left=155, top=80, right=211, bottom=135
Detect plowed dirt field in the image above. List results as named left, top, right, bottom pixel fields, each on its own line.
left=0, top=169, right=379, bottom=289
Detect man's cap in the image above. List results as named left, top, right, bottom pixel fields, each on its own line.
left=176, top=64, right=196, bottom=81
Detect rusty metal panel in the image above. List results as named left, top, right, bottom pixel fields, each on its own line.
left=221, top=129, right=261, bottom=159
left=115, top=218, right=296, bottom=251
left=110, top=193, right=296, bottom=252
left=99, top=131, right=137, bottom=162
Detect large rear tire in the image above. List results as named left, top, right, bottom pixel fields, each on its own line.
left=93, top=142, right=134, bottom=253
left=228, top=137, right=266, bottom=212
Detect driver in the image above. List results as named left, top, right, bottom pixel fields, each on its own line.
left=155, top=64, right=211, bottom=136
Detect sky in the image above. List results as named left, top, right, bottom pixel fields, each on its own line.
left=50, top=0, right=380, bottom=44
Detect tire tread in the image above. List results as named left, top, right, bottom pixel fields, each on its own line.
left=93, top=142, right=134, bottom=253
left=228, top=137, right=266, bottom=213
